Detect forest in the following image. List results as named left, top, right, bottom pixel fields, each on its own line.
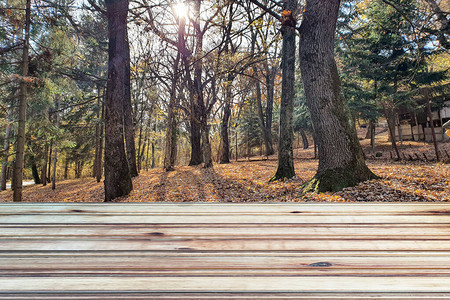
left=0, top=0, right=449, bottom=202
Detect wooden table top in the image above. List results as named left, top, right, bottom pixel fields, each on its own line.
left=0, top=203, right=449, bottom=299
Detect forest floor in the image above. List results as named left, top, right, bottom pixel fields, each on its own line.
left=1, top=133, right=449, bottom=203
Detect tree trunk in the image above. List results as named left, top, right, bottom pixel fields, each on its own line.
left=201, top=122, right=213, bottom=168
left=220, top=100, right=231, bottom=164
left=264, top=64, right=276, bottom=155
left=235, top=129, right=238, bottom=161
left=192, top=0, right=212, bottom=168
left=313, top=133, right=318, bottom=159
left=64, top=158, right=68, bottom=180
left=299, top=0, right=377, bottom=192
left=151, top=142, right=155, bottom=169
left=383, top=103, right=401, bottom=160
left=47, top=142, right=52, bottom=183
left=189, top=108, right=202, bottom=165
left=177, top=8, right=202, bottom=167
left=93, top=87, right=101, bottom=178
left=271, top=2, right=296, bottom=181
left=1, top=105, right=13, bottom=190
left=31, top=163, right=40, bottom=185
left=425, top=87, right=440, bottom=161
left=51, top=95, right=61, bottom=190
left=123, top=31, right=138, bottom=177
left=370, top=123, right=375, bottom=152
left=96, top=99, right=104, bottom=183
left=300, top=129, right=309, bottom=149
left=255, top=76, right=274, bottom=157
left=220, top=76, right=233, bottom=164
left=414, top=112, right=421, bottom=140
left=365, top=120, right=375, bottom=152
left=93, top=122, right=99, bottom=178
left=145, top=137, right=150, bottom=170
left=410, top=123, right=415, bottom=142
left=139, top=134, right=147, bottom=171
left=30, top=154, right=41, bottom=184
left=397, top=115, right=403, bottom=146
left=164, top=52, right=181, bottom=171
left=41, top=144, right=48, bottom=186
left=365, top=121, right=374, bottom=139
left=12, top=0, right=31, bottom=202
left=104, top=0, right=133, bottom=201
left=137, top=125, right=143, bottom=172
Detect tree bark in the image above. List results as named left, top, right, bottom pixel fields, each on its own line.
left=271, top=2, right=297, bottom=181
left=299, top=0, right=377, bottom=192
left=178, top=15, right=202, bottom=167
left=151, top=142, right=155, bottom=169
left=123, top=31, right=138, bottom=177
left=145, top=137, right=150, bottom=170
left=188, top=108, right=202, bottom=165
left=51, top=95, right=61, bottom=190
left=139, top=133, right=147, bottom=171
left=220, top=75, right=233, bottom=164
left=235, top=128, right=238, bottom=161
left=300, top=129, right=309, bottom=149
left=425, top=87, right=440, bottom=161
left=47, top=142, right=52, bottom=183
left=164, top=52, right=181, bottom=171
left=365, top=120, right=376, bottom=152
left=264, top=63, right=276, bottom=155
left=383, top=102, right=401, bottom=160
left=201, top=122, right=213, bottom=168
left=41, top=144, right=48, bottom=186
left=255, top=76, right=274, bottom=157
left=12, top=0, right=31, bottom=202
left=104, top=0, right=133, bottom=201
left=96, top=99, right=104, bottom=183
left=397, top=115, right=403, bottom=145
left=30, top=154, right=41, bottom=184
left=192, top=0, right=212, bottom=168
left=1, top=105, right=13, bottom=190
left=64, top=158, right=68, bottom=180
left=93, top=86, right=101, bottom=178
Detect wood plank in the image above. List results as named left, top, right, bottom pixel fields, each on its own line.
left=1, top=203, right=449, bottom=214
left=3, top=269, right=450, bottom=276
left=1, top=293, right=449, bottom=299
left=1, top=250, right=449, bottom=257
left=1, top=203, right=449, bottom=297
left=1, top=214, right=450, bottom=224
left=2, top=253, right=449, bottom=270
left=1, top=238, right=450, bottom=251
left=1, top=276, right=450, bottom=292
left=1, top=224, right=449, bottom=239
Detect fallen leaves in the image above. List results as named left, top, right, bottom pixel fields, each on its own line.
left=0, top=156, right=448, bottom=203
left=1, top=131, right=448, bottom=203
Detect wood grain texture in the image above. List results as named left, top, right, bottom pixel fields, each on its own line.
left=0, top=203, right=449, bottom=298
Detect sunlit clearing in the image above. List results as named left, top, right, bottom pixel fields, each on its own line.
left=173, top=2, right=189, bottom=20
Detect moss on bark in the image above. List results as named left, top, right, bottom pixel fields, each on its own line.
left=302, top=161, right=379, bottom=193
left=270, top=165, right=296, bottom=182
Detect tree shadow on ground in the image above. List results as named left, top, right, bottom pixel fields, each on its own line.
left=198, top=167, right=277, bottom=202
left=154, top=169, right=207, bottom=202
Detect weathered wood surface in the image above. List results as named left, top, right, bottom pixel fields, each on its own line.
left=0, top=203, right=449, bottom=299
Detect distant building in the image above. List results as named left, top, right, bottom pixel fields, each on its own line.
left=395, top=99, right=449, bottom=142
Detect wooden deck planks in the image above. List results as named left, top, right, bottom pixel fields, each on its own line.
left=0, top=203, right=450, bottom=298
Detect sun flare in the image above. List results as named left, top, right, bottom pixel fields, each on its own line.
left=173, top=2, right=189, bottom=20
